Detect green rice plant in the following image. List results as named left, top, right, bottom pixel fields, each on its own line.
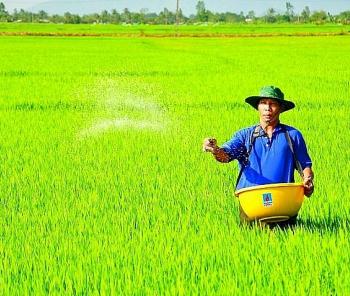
left=0, top=34, right=349, bottom=295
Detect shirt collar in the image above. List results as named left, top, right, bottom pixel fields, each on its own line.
left=274, top=123, right=283, bottom=132
left=255, top=122, right=283, bottom=136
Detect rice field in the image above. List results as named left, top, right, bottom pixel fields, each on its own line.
left=0, top=33, right=350, bottom=294
left=1, top=22, right=350, bottom=37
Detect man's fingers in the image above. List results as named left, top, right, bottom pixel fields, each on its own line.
left=304, top=182, right=314, bottom=197
left=204, top=138, right=217, bottom=145
left=208, top=138, right=217, bottom=146
left=203, top=145, right=214, bottom=153
left=303, top=178, right=313, bottom=187
left=203, top=138, right=217, bottom=153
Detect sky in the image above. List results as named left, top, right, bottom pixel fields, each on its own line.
left=3, top=0, right=350, bottom=16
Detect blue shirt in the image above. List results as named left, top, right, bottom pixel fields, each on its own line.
left=221, top=123, right=312, bottom=191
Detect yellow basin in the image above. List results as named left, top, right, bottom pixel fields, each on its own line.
left=235, top=183, right=305, bottom=223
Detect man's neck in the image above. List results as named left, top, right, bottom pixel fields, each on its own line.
left=259, top=120, right=280, bottom=136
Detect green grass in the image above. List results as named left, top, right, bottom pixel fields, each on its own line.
left=0, top=35, right=350, bottom=294
left=0, top=22, right=350, bottom=36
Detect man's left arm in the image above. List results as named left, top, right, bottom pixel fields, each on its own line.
left=292, top=130, right=314, bottom=197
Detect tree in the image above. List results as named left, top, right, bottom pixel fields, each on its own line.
left=100, top=10, right=109, bottom=23
left=144, top=12, right=158, bottom=24
left=223, top=12, right=241, bottom=23
left=327, top=12, right=334, bottom=23
left=50, top=14, right=64, bottom=23
left=247, top=10, right=255, bottom=20
left=18, top=9, right=33, bottom=22
left=110, top=9, right=121, bottom=24
left=159, top=8, right=169, bottom=24
left=0, top=2, right=9, bottom=21
left=207, top=10, right=217, bottom=22
left=139, top=8, right=148, bottom=24
left=38, top=10, right=49, bottom=21
left=177, top=8, right=185, bottom=23
left=11, top=8, right=19, bottom=21
left=81, top=13, right=97, bottom=24
left=121, top=8, right=131, bottom=23
left=337, top=10, right=350, bottom=24
left=265, top=8, right=276, bottom=23
left=311, top=10, right=327, bottom=24
left=300, top=6, right=310, bottom=23
left=239, top=11, right=245, bottom=22
left=63, top=12, right=72, bottom=23
left=157, top=8, right=176, bottom=24
left=285, top=2, right=294, bottom=22
left=196, top=1, right=208, bottom=22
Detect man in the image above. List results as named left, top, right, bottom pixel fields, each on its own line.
left=203, top=86, right=314, bottom=226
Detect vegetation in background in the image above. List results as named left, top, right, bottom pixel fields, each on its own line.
left=1, top=1, right=350, bottom=25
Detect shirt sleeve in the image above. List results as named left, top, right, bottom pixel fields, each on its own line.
left=221, top=129, right=249, bottom=165
left=292, top=130, right=312, bottom=169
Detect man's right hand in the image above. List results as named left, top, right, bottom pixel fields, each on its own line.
left=203, top=138, right=218, bottom=153
left=203, top=138, right=231, bottom=163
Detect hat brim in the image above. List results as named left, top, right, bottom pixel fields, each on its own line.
left=245, top=96, right=295, bottom=113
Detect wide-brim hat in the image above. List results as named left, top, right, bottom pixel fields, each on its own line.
left=245, top=86, right=295, bottom=112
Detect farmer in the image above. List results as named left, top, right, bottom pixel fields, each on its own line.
left=203, top=86, right=314, bottom=226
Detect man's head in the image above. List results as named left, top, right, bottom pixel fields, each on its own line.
left=258, top=98, right=281, bottom=125
left=245, top=86, right=295, bottom=113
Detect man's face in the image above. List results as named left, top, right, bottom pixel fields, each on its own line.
left=258, top=98, right=281, bottom=125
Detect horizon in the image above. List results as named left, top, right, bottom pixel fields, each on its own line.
left=2, top=0, right=350, bottom=16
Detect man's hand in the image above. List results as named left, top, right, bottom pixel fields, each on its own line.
left=203, top=138, right=231, bottom=163
left=303, top=167, right=314, bottom=197
left=203, top=138, right=218, bottom=153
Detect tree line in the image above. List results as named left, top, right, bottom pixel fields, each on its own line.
left=0, top=1, right=349, bottom=24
